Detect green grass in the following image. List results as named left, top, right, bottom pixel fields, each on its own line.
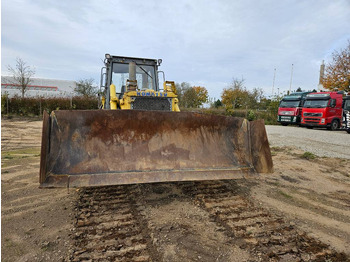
left=3, top=238, right=25, bottom=256
left=2, top=148, right=40, bottom=160
left=300, top=151, right=316, bottom=160
left=278, top=190, right=293, bottom=199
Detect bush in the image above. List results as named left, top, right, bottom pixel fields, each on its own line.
left=1, top=95, right=98, bottom=116
left=300, top=151, right=316, bottom=160
left=247, top=110, right=256, bottom=121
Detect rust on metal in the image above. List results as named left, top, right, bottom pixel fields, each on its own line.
left=39, top=110, right=50, bottom=184
left=39, top=110, right=273, bottom=188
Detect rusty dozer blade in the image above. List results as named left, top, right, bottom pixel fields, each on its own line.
left=39, top=110, right=273, bottom=188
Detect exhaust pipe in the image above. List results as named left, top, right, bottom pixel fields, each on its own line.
left=127, top=62, right=137, bottom=91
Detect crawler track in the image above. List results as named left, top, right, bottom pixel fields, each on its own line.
left=71, top=186, right=154, bottom=262
left=180, top=180, right=348, bottom=262
left=71, top=181, right=348, bottom=262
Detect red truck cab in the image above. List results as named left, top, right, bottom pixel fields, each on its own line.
left=301, top=92, right=343, bottom=130
left=277, top=92, right=311, bottom=126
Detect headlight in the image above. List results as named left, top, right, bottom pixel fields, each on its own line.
left=301, top=118, right=304, bottom=122
left=321, top=118, right=325, bottom=124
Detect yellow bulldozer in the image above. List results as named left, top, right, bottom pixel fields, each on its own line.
left=39, top=54, right=273, bottom=188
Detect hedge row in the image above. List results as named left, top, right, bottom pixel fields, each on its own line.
left=1, top=95, right=99, bottom=116
left=1, top=95, right=278, bottom=125
left=181, top=107, right=278, bottom=125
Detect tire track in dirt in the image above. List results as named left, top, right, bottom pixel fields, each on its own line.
left=180, top=180, right=349, bottom=262
left=255, top=147, right=350, bottom=255
left=71, top=180, right=349, bottom=262
left=1, top=120, right=42, bottom=151
left=71, top=186, right=154, bottom=262
left=133, top=183, right=250, bottom=262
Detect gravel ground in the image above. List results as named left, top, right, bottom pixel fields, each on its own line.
left=266, top=125, right=350, bottom=159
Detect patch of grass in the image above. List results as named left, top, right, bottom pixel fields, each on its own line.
left=3, top=238, right=25, bottom=256
left=266, top=181, right=280, bottom=187
left=300, top=151, right=316, bottom=160
left=2, top=148, right=40, bottom=156
left=2, top=148, right=41, bottom=161
left=270, top=146, right=284, bottom=152
left=278, top=190, right=293, bottom=199
left=41, top=241, right=54, bottom=252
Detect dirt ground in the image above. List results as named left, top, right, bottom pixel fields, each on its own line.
left=253, top=146, right=350, bottom=255
left=1, top=118, right=349, bottom=261
left=1, top=118, right=76, bottom=262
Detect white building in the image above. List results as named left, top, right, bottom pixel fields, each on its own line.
left=1, top=76, right=77, bottom=97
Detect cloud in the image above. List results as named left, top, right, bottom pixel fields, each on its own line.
left=2, top=0, right=350, bottom=99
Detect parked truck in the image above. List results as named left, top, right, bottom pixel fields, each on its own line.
left=277, top=92, right=311, bottom=126
left=301, top=91, right=343, bottom=130
left=342, top=95, right=350, bottom=133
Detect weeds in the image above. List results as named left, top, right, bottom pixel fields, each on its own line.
left=300, top=152, right=316, bottom=160
left=278, top=190, right=293, bottom=199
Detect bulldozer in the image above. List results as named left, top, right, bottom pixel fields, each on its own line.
left=39, top=54, right=273, bottom=188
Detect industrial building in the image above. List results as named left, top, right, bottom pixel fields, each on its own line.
left=1, top=76, right=76, bottom=97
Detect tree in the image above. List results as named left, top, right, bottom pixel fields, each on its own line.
left=221, top=78, right=265, bottom=110
left=175, top=82, right=208, bottom=108
left=248, top=88, right=264, bottom=109
left=7, top=58, right=35, bottom=98
left=213, top=99, right=223, bottom=108
left=221, top=78, right=249, bottom=109
left=74, top=78, right=98, bottom=97
left=175, top=82, right=191, bottom=106
left=323, top=40, right=350, bottom=92
left=192, top=86, right=208, bottom=107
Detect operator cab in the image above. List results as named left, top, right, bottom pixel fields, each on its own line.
left=111, top=61, right=157, bottom=93
left=101, top=55, right=162, bottom=108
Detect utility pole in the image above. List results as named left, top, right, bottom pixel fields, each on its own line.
left=289, top=64, right=294, bottom=93
left=272, top=68, right=276, bottom=96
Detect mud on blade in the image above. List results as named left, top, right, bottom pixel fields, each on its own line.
left=39, top=110, right=273, bottom=188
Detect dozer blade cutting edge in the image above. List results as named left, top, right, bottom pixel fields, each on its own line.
left=39, top=110, right=273, bottom=188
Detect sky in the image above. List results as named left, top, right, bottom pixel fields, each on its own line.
left=2, top=0, right=350, bottom=100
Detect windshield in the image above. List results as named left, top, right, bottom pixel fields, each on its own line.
left=344, top=100, right=350, bottom=111
left=303, top=99, right=329, bottom=108
left=111, top=63, right=156, bottom=94
left=279, top=100, right=300, bottom=108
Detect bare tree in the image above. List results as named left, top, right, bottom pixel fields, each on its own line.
left=7, top=58, right=36, bottom=98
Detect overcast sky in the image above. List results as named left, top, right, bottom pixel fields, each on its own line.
left=2, top=0, right=350, bottom=99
